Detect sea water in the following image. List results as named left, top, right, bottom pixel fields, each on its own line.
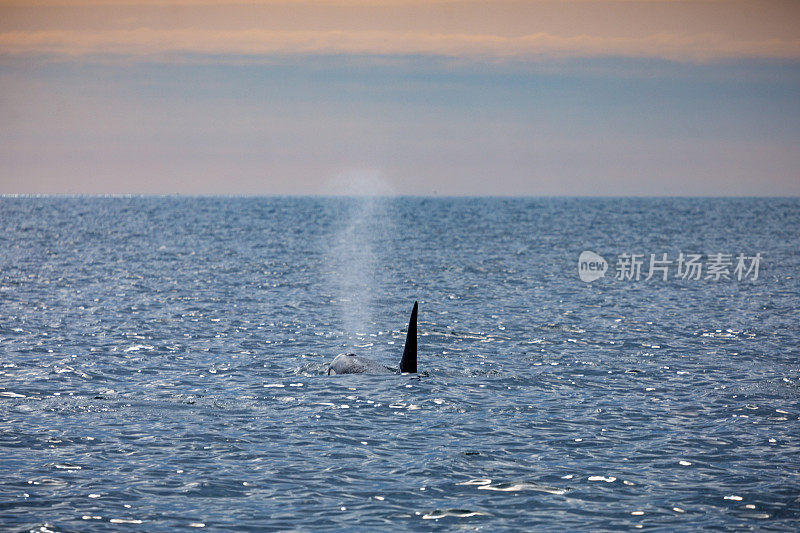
left=1, top=196, right=798, bottom=530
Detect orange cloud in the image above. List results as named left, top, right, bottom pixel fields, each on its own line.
left=1, top=28, right=798, bottom=62
left=1, top=0, right=798, bottom=62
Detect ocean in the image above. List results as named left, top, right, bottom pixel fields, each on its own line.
left=1, top=196, right=798, bottom=531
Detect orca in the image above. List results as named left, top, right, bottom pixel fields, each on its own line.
left=327, top=301, right=418, bottom=375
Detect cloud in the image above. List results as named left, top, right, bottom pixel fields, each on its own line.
left=2, top=28, right=799, bottom=62
left=2, top=0, right=799, bottom=62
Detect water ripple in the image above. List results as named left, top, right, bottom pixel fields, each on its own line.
left=1, top=197, right=798, bottom=531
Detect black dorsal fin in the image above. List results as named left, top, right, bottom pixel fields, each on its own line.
left=399, top=301, right=418, bottom=373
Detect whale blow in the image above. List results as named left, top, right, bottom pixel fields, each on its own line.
left=328, top=301, right=418, bottom=375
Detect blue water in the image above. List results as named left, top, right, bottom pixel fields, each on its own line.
left=1, top=196, right=799, bottom=531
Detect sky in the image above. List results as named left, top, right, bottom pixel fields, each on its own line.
left=1, top=0, right=799, bottom=196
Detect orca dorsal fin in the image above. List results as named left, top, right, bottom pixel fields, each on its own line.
left=399, top=301, right=418, bottom=373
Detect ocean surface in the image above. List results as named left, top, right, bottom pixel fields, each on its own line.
left=1, top=196, right=799, bottom=531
